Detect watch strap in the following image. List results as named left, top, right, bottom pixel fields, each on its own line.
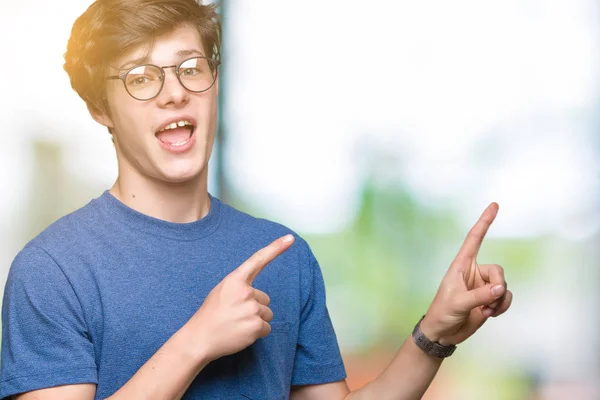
left=412, top=315, right=456, bottom=359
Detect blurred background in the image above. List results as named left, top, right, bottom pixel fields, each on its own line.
left=1, top=0, right=599, bottom=399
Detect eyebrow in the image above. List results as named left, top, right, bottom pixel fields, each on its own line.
left=175, top=49, right=205, bottom=58
left=117, top=56, right=149, bottom=71
left=117, top=49, right=206, bottom=71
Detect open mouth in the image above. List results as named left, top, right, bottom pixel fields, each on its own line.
left=155, top=120, right=196, bottom=147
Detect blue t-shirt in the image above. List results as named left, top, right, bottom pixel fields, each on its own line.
left=0, top=192, right=346, bottom=399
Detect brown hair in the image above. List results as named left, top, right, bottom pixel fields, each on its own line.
left=64, top=0, right=221, bottom=115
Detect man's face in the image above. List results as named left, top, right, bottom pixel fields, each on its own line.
left=98, top=23, right=218, bottom=185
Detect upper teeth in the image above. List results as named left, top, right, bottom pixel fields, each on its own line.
left=160, top=120, right=193, bottom=131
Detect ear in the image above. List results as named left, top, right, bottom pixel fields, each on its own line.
left=87, top=104, right=115, bottom=130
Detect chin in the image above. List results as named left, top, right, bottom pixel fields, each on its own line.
left=158, top=166, right=206, bottom=185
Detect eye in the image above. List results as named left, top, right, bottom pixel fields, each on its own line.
left=126, top=65, right=161, bottom=86
left=181, top=67, right=199, bottom=76
left=130, top=76, right=150, bottom=85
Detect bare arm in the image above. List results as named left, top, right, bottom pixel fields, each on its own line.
left=105, top=318, right=212, bottom=400
left=15, top=384, right=96, bottom=400
left=291, top=335, right=441, bottom=400
left=15, top=235, right=296, bottom=400
left=345, top=335, right=442, bottom=400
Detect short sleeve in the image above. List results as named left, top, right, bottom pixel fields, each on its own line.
left=0, top=246, right=97, bottom=399
left=291, top=243, right=346, bottom=386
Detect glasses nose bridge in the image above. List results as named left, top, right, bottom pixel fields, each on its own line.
left=159, top=64, right=186, bottom=95
left=161, top=64, right=179, bottom=77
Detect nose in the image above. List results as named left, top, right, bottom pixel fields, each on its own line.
left=155, top=67, right=189, bottom=108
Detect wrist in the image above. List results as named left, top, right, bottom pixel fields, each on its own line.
left=179, top=320, right=214, bottom=367
left=412, top=315, right=456, bottom=359
left=419, top=315, right=442, bottom=342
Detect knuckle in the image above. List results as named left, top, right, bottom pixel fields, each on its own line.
left=240, top=286, right=253, bottom=299
left=250, top=319, right=263, bottom=334
left=469, top=228, right=484, bottom=240
left=249, top=302, right=261, bottom=316
left=469, top=292, right=479, bottom=306
left=251, top=253, right=265, bottom=266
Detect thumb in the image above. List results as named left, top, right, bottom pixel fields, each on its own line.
left=458, top=283, right=506, bottom=311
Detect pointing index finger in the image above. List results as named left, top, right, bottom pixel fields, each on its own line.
left=234, top=234, right=295, bottom=284
left=455, top=203, right=498, bottom=261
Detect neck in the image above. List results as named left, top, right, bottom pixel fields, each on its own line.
left=109, top=167, right=211, bottom=224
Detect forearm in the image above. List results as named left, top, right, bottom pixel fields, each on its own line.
left=106, top=320, right=210, bottom=400
left=346, top=335, right=442, bottom=400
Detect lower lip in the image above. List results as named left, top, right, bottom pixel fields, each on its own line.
left=156, top=131, right=196, bottom=154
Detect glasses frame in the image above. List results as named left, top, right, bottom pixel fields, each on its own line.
left=107, top=56, right=220, bottom=101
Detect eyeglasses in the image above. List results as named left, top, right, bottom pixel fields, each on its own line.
left=107, top=56, right=220, bottom=101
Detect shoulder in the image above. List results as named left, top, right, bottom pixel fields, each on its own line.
left=8, top=197, right=104, bottom=280
left=5, top=245, right=78, bottom=310
left=26, top=196, right=103, bottom=253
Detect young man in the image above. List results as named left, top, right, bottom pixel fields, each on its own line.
left=0, top=0, right=512, bottom=399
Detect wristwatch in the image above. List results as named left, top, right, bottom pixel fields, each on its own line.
left=412, top=315, right=456, bottom=359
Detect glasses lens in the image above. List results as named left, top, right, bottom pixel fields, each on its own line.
left=178, top=57, right=217, bottom=92
left=125, top=65, right=163, bottom=100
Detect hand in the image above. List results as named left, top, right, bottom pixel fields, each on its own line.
left=420, top=203, right=513, bottom=346
left=188, top=234, right=295, bottom=362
